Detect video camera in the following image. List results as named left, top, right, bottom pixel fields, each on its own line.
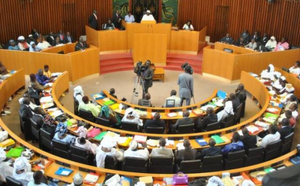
left=134, top=61, right=149, bottom=76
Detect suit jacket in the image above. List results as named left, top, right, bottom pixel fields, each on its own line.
left=172, top=117, right=194, bottom=132
left=200, top=146, right=222, bottom=159
left=279, top=126, right=293, bottom=140
left=65, top=35, right=74, bottom=43
left=19, top=105, right=33, bottom=122
left=241, top=134, right=257, bottom=150
left=220, top=37, right=234, bottom=44
left=32, top=114, right=44, bottom=128
left=88, top=14, right=98, bottom=30
left=232, top=97, right=240, bottom=112
left=236, top=89, right=247, bottom=103
left=58, top=33, right=66, bottom=44
left=196, top=113, right=217, bottom=131
left=150, top=147, right=174, bottom=158
left=75, top=42, right=87, bottom=51
left=46, top=35, right=56, bottom=46
left=176, top=148, right=197, bottom=161
left=144, top=119, right=165, bottom=132
left=112, top=13, right=122, bottom=29
left=141, top=67, right=154, bottom=90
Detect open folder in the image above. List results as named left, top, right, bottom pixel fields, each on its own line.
left=55, top=167, right=73, bottom=176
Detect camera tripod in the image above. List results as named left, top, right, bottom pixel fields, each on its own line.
left=131, top=75, right=142, bottom=104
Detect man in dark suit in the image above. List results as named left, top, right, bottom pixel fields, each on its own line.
left=240, top=127, right=257, bottom=150
left=171, top=111, right=194, bottom=133
left=19, top=98, right=33, bottom=141
left=75, top=37, right=87, bottom=51
left=251, top=31, right=260, bottom=42
left=220, top=33, right=234, bottom=44
left=230, top=93, right=240, bottom=112
left=58, top=30, right=66, bottom=44
left=46, top=31, right=56, bottom=46
left=176, top=139, right=197, bottom=163
left=65, top=32, right=74, bottom=43
left=279, top=118, right=293, bottom=140
left=88, top=10, right=98, bottom=30
left=112, top=10, right=122, bottom=29
left=196, top=107, right=217, bottom=131
left=32, top=107, right=45, bottom=128
left=200, top=139, right=221, bottom=159
left=144, top=112, right=165, bottom=133
left=235, top=84, right=247, bottom=117
left=141, top=60, right=154, bottom=99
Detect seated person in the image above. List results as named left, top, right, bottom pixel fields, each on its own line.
left=36, top=69, right=50, bottom=86
left=240, top=127, right=257, bottom=150
left=29, top=42, right=42, bottom=52
left=124, top=11, right=135, bottom=23
left=217, top=97, right=234, bottom=121
left=230, top=93, right=240, bottom=112
left=251, top=31, right=260, bottom=42
left=53, top=36, right=64, bottom=46
left=75, top=36, right=87, bottom=51
left=124, top=140, right=149, bottom=160
left=235, top=84, right=247, bottom=103
left=74, top=137, right=98, bottom=154
left=240, top=30, right=250, bottom=43
left=66, top=173, right=83, bottom=186
left=220, top=33, right=234, bottom=44
left=8, top=39, right=20, bottom=50
left=109, top=88, right=117, bottom=99
left=78, top=96, right=101, bottom=117
left=121, top=107, right=143, bottom=127
left=163, top=90, right=181, bottom=107
left=138, top=93, right=152, bottom=107
left=36, top=36, right=51, bottom=50
left=150, top=138, right=174, bottom=158
left=200, top=139, right=221, bottom=159
left=182, top=20, right=194, bottom=31
left=141, top=10, right=155, bottom=21
left=17, top=36, right=30, bottom=51
left=265, top=36, right=277, bottom=51
left=0, top=147, right=13, bottom=183
left=53, top=124, right=75, bottom=144
left=144, top=112, right=165, bottom=133
left=284, top=95, right=298, bottom=111
left=196, top=107, right=217, bottom=131
left=260, top=125, right=280, bottom=148
left=46, top=31, right=56, bottom=46
left=275, top=37, right=289, bottom=51
left=221, top=132, right=244, bottom=155
left=96, top=137, right=124, bottom=168
left=289, top=61, right=300, bottom=76
left=27, top=34, right=36, bottom=44
left=261, top=33, right=269, bottom=45
left=245, top=39, right=257, bottom=50
left=260, top=64, right=275, bottom=79
left=98, top=105, right=119, bottom=127
left=65, top=32, right=74, bottom=43
left=0, top=61, right=8, bottom=75
left=104, top=18, right=115, bottom=30
left=73, top=85, right=84, bottom=104
left=32, top=107, right=45, bottom=128
left=289, top=103, right=298, bottom=119
left=43, top=65, right=52, bottom=78
left=285, top=110, right=296, bottom=127
left=27, top=170, right=47, bottom=186
left=41, top=113, right=56, bottom=137
left=235, top=37, right=247, bottom=47
left=176, top=139, right=197, bottom=162
left=279, top=118, right=293, bottom=140
left=13, top=157, right=34, bottom=186
left=171, top=110, right=194, bottom=133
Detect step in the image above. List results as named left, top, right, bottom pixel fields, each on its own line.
left=100, top=59, right=133, bottom=67
left=100, top=67, right=133, bottom=74
left=100, top=53, right=132, bottom=61
left=167, top=59, right=202, bottom=67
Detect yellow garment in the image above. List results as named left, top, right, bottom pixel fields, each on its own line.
left=78, top=102, right=101, bottom=117
left=43, top=70, right=52, bottom=78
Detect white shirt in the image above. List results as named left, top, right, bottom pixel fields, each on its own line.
left=182, top=24, right=194, bottom=31
left=95, top=146, right=123, bottom=168
left=124, top=148, right=149, bottom=160
left=289, top=67, right=300, bottom=76
left=245, top=42, right=257, bottom=50
left=74, top=138, right=97, bottom=154
left=260, top=132, right=280, bottom=148
left=265, top=40, right=277, bottom=51
left=163, top=95, right=181, bottom=107
left=121, top=116, right=143, bottom=126
left=27, top=181, right=48, bottom=186
left=37, top=41, right=51, bottom=50
left=141, top=14, right=155, bottom=21
left=125, top=15, right=135, bottom=23
left=217, top=100, right=234, bottom=121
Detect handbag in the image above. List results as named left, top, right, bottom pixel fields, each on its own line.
left=173, top=172, right=188, bottom=185
left=87, top=128, right=101, bottom=138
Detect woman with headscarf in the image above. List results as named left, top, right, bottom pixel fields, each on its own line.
left=53, top=123, right=75, bottom=144
left=17, top=36, right=30, bottom=51
left=95, top=137, right=123, bottom=168
left=261, top=64, right=275, bottom=79
left=121, top=107, right=143, bottom=127
left=13, top=157, right=34, bottom=185
left=124, top=140, right=149, bottom=160
left=275, top=37, right=289, bottom=51
left=265, top=36, right=277, bottom=51
left=0, top=147, right=13, bottom=183
left=73, top=86, right=84, bottom=103
left=99, top=105, right=120, bottom=127
left=74, top=137, right=98, bottom=154
left=8, top=39, right=20, bottom=50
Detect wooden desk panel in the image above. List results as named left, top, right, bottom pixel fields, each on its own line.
left=42, top=43, right=76, bottom=54
left=133, top=34, right=167, bottom=66
left=170, top=30, right=199, bottom=54
left=98, top=30, right=127, bottom=52
left=214, top=42, right=257, bottom=54
left=86, top=25, right=100, bottom=48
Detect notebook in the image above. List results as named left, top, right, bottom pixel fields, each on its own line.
left=104, top=100, right=115, bottom=106
left=196, top=138, right=208, bottom=146
left=6, top=147, right=24, bottom=158
left=84, top=173, right=100, bottom=185
left=217, top=90, right=227, bottom=99
left=211, top=135, right=225, bottom=144
left=134, top=135, right=147, bottom=143
left=94, top=131, right=108, bottom=141
left=55, top=167, right=73, bottom=176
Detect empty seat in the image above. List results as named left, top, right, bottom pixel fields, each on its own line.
left=122, top=157, right=148, bottom=173
left=6, top=176, right=23, bottom=186
left=220, top=114, right=235, bottom=128
left=105, top=155, right=118, bottom=169
left=245, top=146, right=264, bottom=166
left=201, top=155, right=223, bottom=172
left=74, top=97, right=79, bottom=116
left=78, top=109, right=95, bottom=122
left=234, top=103, right=243, bottom=124
left=179, top=159, right=201, bottom=173
left=30, top=118, right=40, bottom=141
left=177, top=124, right=194, bottom=134
left=52, top=139, right=70, bottom=159
left=95, top=116, right=111, bottom=127
left=165, top=99, right=175, bottom=107
left=149, top=157, right=174, bottom=173
left=18, top=110, right=24, bottom=133
left=69, top=144, right=94, bottom=165
left=39, top=128, right=53, bottom=152
left=281, top=132, right=294, bottom=155
left=205, top=121, right=220, bottom=131
left=121, top=121, right=139, bottom=132
left=224, top=150, right=246, bottom=169
left=264, top=139, right=282, bottom=161
left=145, top=127, right=164, bottom=134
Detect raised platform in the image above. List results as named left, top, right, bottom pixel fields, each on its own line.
left=99, top=51, right=203, bottom=75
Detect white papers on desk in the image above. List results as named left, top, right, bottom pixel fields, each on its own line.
left=134, top=135, right=147, bottom=143
left=84, top=173, right=99, bottom=184
left=247, top=125, right=259, bottom=134
left=262, top=117, right=276, bottom=124
left=50, top=110, right=63, bottom=119
left=146, top=139, right=159, bottom=147
left=40, top=96, right=53, bottom=103
left=254, top=121, right=270, bottom=130
left=176, top=143, right=184, bottom=150
left=51, top=72, right=62, bottom=77
left=238, top=130, right=243, bottom=136
left=135, top=110, right=147, bottom=117
left=267, top=107, right=279, bottom=113
left=45, top=82, right=53, bottom=87
left=61, top=170, right=71, bottom=176
left=167, top=113, right=177, bottom=117
left=166, top=139, right=174, bottom=146
left=200, top=104, right=216, bottom=111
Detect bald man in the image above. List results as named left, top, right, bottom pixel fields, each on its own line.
left=171, top=111, right=194, bottom=133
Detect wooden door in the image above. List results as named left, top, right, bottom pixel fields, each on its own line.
left=214, top=6, right=229, bottom=42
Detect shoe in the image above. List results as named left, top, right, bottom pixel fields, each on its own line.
left=4, top=111, right=11, bottom=115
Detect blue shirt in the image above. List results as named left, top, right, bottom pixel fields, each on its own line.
left=8, top=45, right=20, bottom=50
left=221, top=141, right=244, bottom=154
left=36, top=74, right=49, bottom=86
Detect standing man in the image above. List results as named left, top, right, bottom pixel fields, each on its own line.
left=178, top=65, right=193, bottom=106
left=141, top=60, right=154, bottom=99
left=89, top=10, right=98, bottom=30
left=112, top=10, right=122, bottom=29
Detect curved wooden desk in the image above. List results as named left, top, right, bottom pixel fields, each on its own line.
left=275, top=67, right=300, bottom=100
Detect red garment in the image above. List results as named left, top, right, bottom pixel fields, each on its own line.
left=289, top=117, right=296, bottom=127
